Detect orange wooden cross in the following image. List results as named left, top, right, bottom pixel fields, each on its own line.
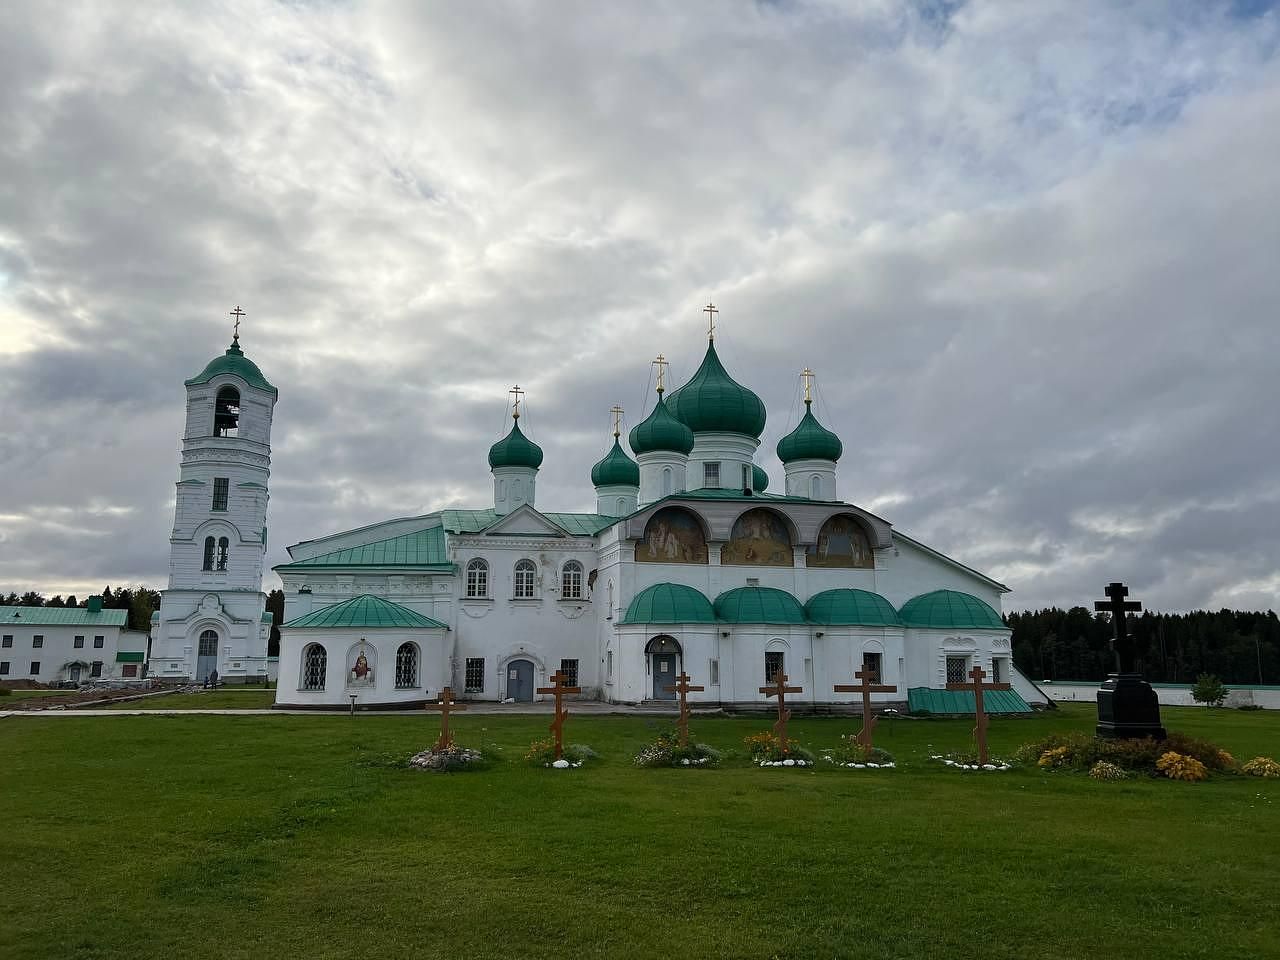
left=663, top=671, right=705, bottom=747
left=537, top=670, right=581, bottom=760
left=424, top=686, right=467, bottom=750
left=759, top=671, right=803, bottom=755
left=945, top=665, right=1010, bottom=765
left=834, top=667, right=898, bottom=749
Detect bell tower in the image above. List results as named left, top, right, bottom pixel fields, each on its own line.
left=151, top=308, right=279, bottom=683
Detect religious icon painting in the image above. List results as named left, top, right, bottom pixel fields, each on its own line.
left=721, top=508, right=793, bottom=566
left=806, top=514, right=874, bottom=569
left=636, top=507, right=708, bottom=564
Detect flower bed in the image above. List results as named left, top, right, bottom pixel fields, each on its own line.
left=744, top=731, right=814, bottom=767
left=633, top=729, right=721, bottom=768
left=822, top=736, right=896, bottom=769
left=1242, top=756, right=1280, bottom=778
left=525, top=738, right=597, bottom=769
left=1014, top=730, right=1238, bottom=780
left=408, top=744, right=484, bottom=772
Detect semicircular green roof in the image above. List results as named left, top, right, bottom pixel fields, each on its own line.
left=628, top=394, right=695, bottom=455
left=665, top=342, right=766, bottom=438
left=805, top=589, right=901, bottom=626
left=620, top=582, right=715, bottom=624
left=283, top=594, right=448, bottom=629
left=185, top=339, right=277, bottom=397
left=714, top=586, right=806, bottom=624
left=488, top=418, right=544, bottom=469
left=590, top=437, right=640, bottom=487
left=777, top=401, right=842, bottom=463
left=752, top=464, right=768, bottom=492
left=898, top=590, right=1006, bottom=630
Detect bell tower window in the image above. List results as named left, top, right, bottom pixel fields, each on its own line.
left=703, top=462, right=720, bottom=488
left=216, top=537, right=229, bottom=571
left=214, top=387, right=240, bottom=437
left=212, top=478, right=229, bottom=511
left=202, top=537, right=215, bottom=571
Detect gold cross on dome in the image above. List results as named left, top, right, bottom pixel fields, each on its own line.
left=801, top=368, right=815, bottom=404
left=230, top=305, right=245, bottom=340
left=703, top=301, right=718, bottom=340
left=652, top=354, right=669, bottom=394
left=610, top=405, right=624, bottom=438
left=509, top=385, right=525, bottom=419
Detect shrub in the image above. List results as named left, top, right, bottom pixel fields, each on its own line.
left=1156, top=751, right=1208, bottom=782
left=1015, top=730, right=1235, bottom=777
left=1038, top=746, right=1073, bottom=769
left=1237, top=703, right=1263, bottom=711
left=1089, top=761, right=1128, bottom=781
left=634, top=730, right=721, bottom=768
left=408, top=745, right=484, bottom=772
left=1191, top=673, right=1227, bottom=707
left=826, top=735, right=894, bottom=766
left=0, top=687, right=11, bottom=697
left=744, top=730, right=814, bottom=764
left=525, top=740, right=597, bottom=767
left=1242, top=757, right=1280, bottom=778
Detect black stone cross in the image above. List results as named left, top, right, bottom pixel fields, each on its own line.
left=1095, top=581, right=1142, bottom=673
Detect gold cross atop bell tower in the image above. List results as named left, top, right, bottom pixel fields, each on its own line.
left=610, top=405, right=624, bottom=438
left=703, top=302, right=718, bottom=341
left=230, top=305, right=245, bottom=342
left=801, top=367, right=815, bottom=404
left=509, top=384, right=525, bottom=419
left=652, top=354, right=669, bottom=394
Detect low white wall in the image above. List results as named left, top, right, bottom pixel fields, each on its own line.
left=1039, top=681, right=1280, bottom=709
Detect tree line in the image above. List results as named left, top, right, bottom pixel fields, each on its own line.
left=1006, top=607, right=1280, bottom=686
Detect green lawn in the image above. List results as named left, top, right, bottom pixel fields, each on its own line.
left=102, top=688, right=278, bottom=710
left=1, top=704, right=1277, bottom=960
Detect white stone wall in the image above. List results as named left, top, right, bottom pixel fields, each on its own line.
left=151, top=591, right=271, bottom=681
left=492, top=465, right=538, bottom=515
left=637, top=451, right=688, bottom=506
left=594, top=484, right=638, bottom=518
left=276, top=627, right=448, bottom=707
left=783, top=458, right=838, bottom=501
left=0, top=622, right=135, bottom=683
left=685, top=432, right=761, bottom=492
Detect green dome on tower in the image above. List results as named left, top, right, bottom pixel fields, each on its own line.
left=629, top=395, right=695, bottom=456
left=185, top=336, right=277, bottom=397
left=488, top=418, right=544, bottom=469
left=590, top=438, right=640, bottom=487
left=777, top=401, right=842, bottom=463
left=752, top=464, right=769, bottom=492
left=665, top=341, right=766, bottom=438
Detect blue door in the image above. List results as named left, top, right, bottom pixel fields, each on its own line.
left=197, top=630, right=219, bottom=683
left=653, top=654, right=676, bottom=700
left=508, top=659, right=534, bottom=702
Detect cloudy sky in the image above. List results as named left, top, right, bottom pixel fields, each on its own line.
left=1, top=0, right=1278, bottom=612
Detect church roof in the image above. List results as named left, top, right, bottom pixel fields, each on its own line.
left=628, top=395, right=695, bottom=456
left=907, top=686, right=1032, bottom=715
left=777, top=401, right=842, bottom=463
left=590, top=438, right=640, bottom=487
left=0, top=606, right=127, bottom=627
left=665, top=341, right=766, bottom=438
left=620, top=583, right=716, bottom=624
left=898, top=590, right=1006, bottom=630
left=275, top=526, right=452, bottom=571
left=713, top=586, right=806, bottom=624
left=805, top=589, right=901, bottom=626
left=488, top=419, right=544, bottom=469
left=752, top=464, right=769, bottom=493
left=439, top=509, right=618, bottom=537
left=185, top=338, right=278, bottom=397
left=283, top=595, right=448, bottom=630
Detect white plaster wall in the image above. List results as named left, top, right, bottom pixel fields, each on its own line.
left=0, top=623, right=131, bottom=683
left=151, top=590, right=270, bottom=681
left=686, top=432, right=760, bottom=492
left=275, top=627, right=448, bottom=707
left=1039, top=681, right=1280, bottom=709
left=492, top=465, right=538, bottom=515
left=637, top=451, right=688, bottom=506
left=594, top=484, right=637, bottom=517
left=879, top=535, right=1006, bottom=611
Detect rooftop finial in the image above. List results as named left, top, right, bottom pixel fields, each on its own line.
left=652, top=354, right=669, bottom=394
left=801, top=367, right=814, bottom=405
left=509, top=384, right=525, bottom=420
left=610, top=404, right=624, bottom=439
left=229, top=305, right=245, bottom=344
left=703, top=301, right=718, bottom=341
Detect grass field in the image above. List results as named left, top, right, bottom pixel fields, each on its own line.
left=101, top=688, right=278, bottom=710
left=2, top=704, right=1277, bottom=959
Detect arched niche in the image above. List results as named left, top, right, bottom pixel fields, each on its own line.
left=722, top=508, right=793, bottom=566
left=807, top=514, right=874, bottom=569
left=636, top=507, right=708, bottom=564
left=347, top=639, right=376, bottom=688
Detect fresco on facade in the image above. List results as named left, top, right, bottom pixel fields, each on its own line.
left=637, top=507, right=708, bottom=564
left=347, top=641, right=376, bottom=686
left=807, top=514, right=874, bottom=568
left=721, top=509, right=793, bottom=566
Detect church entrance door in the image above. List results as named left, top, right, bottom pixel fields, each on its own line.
left=507, top=659, right=534, bottom=702
left=652, top=654, right=676, bottom=700
left=196, top=629, right=219, bottom=684
left=69, top=664, right=81, bottom=683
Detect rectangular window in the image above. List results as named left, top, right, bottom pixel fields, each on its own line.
left=560, top=658, right=579, bottom=687
left=862, top=652, right=883, bottom=681
left=742, top=463, right=751, bottom=490
left=764, top=651, right=784, bottom=683
left=0, top=662, right=8, bottom=675
left=212, top=477, right=230, bottom=511
left=122, top=664, right=138, bottom=678
left=465, top=657, right=485, bottom=692
left=703, top=461, right=720, bottom=488
left=93, top=635, right=104, bottom=649
left=606, top=650, right=614, bottom=682
left=1, top=635, right=10, bottom=648
left=946, top=655, right=969, bottom=685
left=90, top=662, right=103, bottom=678
left=991, top=657, right=1005, bottom=683
left=74, top=635, right=85, bottom=648
left=32, top=635, right=43, bottom=649
left=709, top=658, right=719, bottom=685
left=29, top=661, right=40, bottom=675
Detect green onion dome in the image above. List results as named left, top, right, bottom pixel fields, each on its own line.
left=752, top=464, right=768, bottom=492
left=185, top=336, right=277, bottom=397
left=590, top=437, right=640, bottom=487
left=898, top=590, right=1005, bottom=630
left=488, top=418, right=544, bottom=469
left=713, top=586, right=806, bottom=624
left=776, top=401, right=842, bottom=463
left=805, top=589, right=901, bottom=626
left=628, top=395, right=695, bottom=456
left=665, top=342, right=766, bottom=438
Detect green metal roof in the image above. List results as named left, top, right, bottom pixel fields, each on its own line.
left=543, top=513, right=620, bottom=536
left=115, top=651, right=145, bottom=663
left=283, top=595, right=448, bottom=630
left=752, top=464, right=768, bottom=493
left=777, top=401, right=843, bottom=463
left=714, top=586, right=806, bottom=624
left=185, top=338, right=278, bottom=397
left=628, top=394, right=695, bottom=455
left=899, top=590, right=1006, bottom=630
left=437, top=509, right=617, bottom=537
left=665, top=341, right=766, bottom=438
left=0, top=606, right=127, bottom=627
left=620, top=583, right=716, bottom=624
left=590, top=437, right=640, bottom=487
left=488, top=418, right=544, bottom=469
left=276, top=526, right=452, bottom=571
left=907, top=686, right=1032, bottom=715
left=805, top=589, right=901, bottom=626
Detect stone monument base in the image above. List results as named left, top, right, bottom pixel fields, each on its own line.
left=1096, top=673, right=1166, bottom=740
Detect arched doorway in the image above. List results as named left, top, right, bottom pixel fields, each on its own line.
left=197, top=629, right=219, bottom=683
left=507, top=659, right=535, bottom=702
left=645, top=636, right=682, bottom=700
left=69, top=663, right=82, bottom=683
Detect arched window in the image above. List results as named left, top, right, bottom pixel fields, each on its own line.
left=513, top=559, right=537, bottom=598
left=561, top=560, right=584, bottom=599
left=810, top=475, right=822, bottom=499
left=302, top=643, right=327, bottom=690
left=214, top=386, right=241, bottom=437
left=615, top=497, right=625, bottom=515
left=465, top=559, right=489, bottom=598
left=662, top=466, right=673, bottom=497
left=395, top=643, right=419, bottom=689
left=216, top=536, right=229, bottom=571
left=512, top=479, right=523, bottom=502
left=198, top=630, right=218, bottom=657
left=202, top=537, right=215, bottom=571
